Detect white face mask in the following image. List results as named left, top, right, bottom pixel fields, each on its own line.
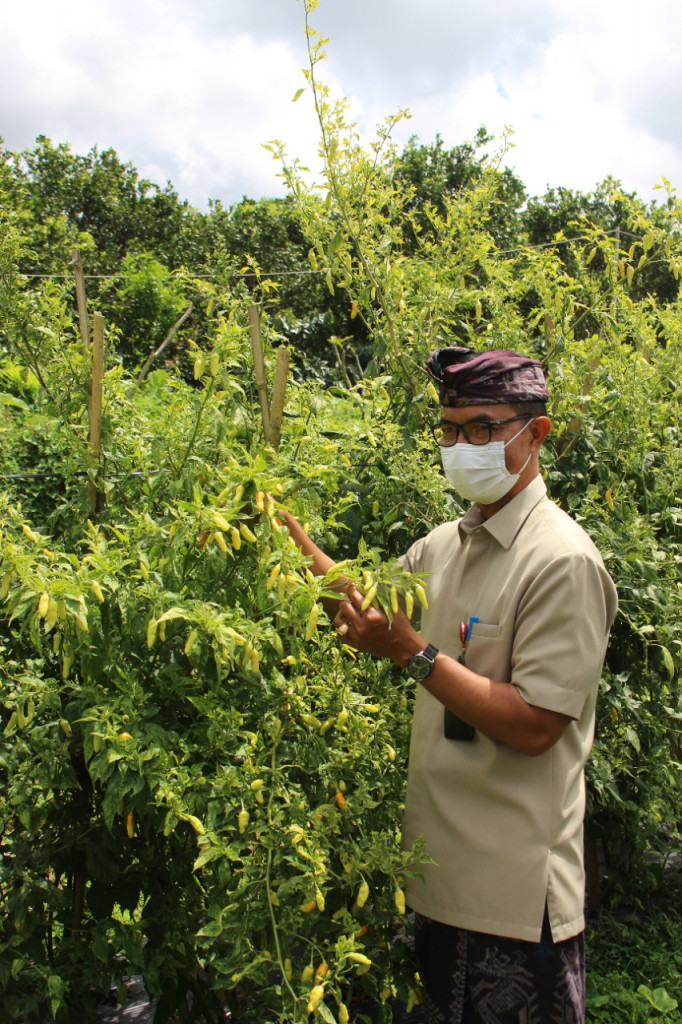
left=440, top=419, right=534, bottom=504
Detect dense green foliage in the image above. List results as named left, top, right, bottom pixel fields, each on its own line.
left=585, top=878, right=682, bottom=1023
left=1, top=6, right=681, bottom=1021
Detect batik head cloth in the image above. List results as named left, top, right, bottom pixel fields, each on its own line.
left=426, top=346, right=549, bottom=407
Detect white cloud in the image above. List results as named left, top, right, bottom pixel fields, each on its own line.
left=1, top=0, right=326, bottom=205
left=1, top=0, right=681, bottom=209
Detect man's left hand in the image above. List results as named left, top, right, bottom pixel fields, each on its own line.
left=334, top=586, right=422, bottom=666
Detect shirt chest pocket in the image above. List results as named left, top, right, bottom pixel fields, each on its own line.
left=466, top=622, right=510, bottom=682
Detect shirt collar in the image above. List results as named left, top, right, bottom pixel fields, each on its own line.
left=458, top=475, right=547, bottom=549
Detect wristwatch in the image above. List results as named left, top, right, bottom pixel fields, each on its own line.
left=406, top=643, right=439, bottom=680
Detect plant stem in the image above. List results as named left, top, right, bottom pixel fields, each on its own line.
left=177, top=375, right=217, bottom=474
left=303, top=5, right=418, bottom=398
left=264, top=724, right=301, bottom=1015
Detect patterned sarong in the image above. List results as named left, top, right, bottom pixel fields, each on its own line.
left=413, top=909, right=585, bottom=1024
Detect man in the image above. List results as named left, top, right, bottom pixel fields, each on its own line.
left=282, top=347, right=618, bottom=1024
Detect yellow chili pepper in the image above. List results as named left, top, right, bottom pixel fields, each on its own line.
left=146, top=618, right=158, bottom=648
left=240, top=522, right=257, bottom=544
left=390, top=585, right=399, bottom=615
left=356, top=880, right=370, bottom=908
left=62, top=648, right=74, bottom=680
left=266, top=563, right=281, bottom=590
left=305, top=603, right=319, bottom=641
left=348, top=952, right=372, bottom=966
left=45, top=598, right=59, bottom=629
left=213, top=511, right=231, bottom=532
left=307, top=984, right=325, bottom=1013
left=243, top=642, right=256, bottom=670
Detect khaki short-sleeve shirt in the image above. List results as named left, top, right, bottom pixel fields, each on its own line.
left=400, top=475, right=618, bottom=942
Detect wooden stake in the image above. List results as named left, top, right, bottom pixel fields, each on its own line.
left=248, top=304, right=272, bottom=442
left=68, top=871, right=87, bottom=941
left=89, top=313, right=105, bottom=510
left=544, top=313, right=554, bottom=349
left=69, top=250, right=90, bottom=350
left=89, top=314, right=105, bottom=456
left=269, top=347, right=290, bottom=448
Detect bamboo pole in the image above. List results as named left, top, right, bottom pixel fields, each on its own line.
left=89, top=314, right=105, bottom=455
left=248, top=304, right=272, bottom=443
left=88, top=313, right=105, bottom=510
left=69, top=250, right=90, bottom=350
left=612, top=224, right=621, bottom=319
left=544, top=313, right=554, bottom=350
left=269, top=347, right=290, bottom=448
left=68, top=871, right=87, bottom=941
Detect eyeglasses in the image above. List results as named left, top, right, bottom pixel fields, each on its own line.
left=432, top=415, right=533, bottom=447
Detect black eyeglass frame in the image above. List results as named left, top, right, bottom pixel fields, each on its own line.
left=432, top=414, right=534, bottom=447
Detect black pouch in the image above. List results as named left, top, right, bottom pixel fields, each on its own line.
left=444, top=647, right=475, bottom=741
left=444, top=708, right=475, bottom=741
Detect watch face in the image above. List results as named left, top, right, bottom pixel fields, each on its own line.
left=407, top=653, right=433, bottom=680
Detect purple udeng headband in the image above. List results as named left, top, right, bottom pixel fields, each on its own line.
left=426, top=347, right=549, bottom=407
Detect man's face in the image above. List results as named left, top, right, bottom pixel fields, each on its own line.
left=437, top=403, right=536, bottom=473
left=436, top=402, right=551, bottom=513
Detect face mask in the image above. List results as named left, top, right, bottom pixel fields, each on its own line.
left=440, top=419, right=534, bottom=504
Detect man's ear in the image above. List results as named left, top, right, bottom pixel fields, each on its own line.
left=531, top=416, right=551, bottom=445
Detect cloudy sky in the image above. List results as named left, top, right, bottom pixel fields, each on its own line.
left=2, top=0, right=680, bottom=210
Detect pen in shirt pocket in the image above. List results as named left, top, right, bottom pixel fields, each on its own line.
left=458, top=616, right=479, bottom=665
left=458, top=621, right=468, bottom=664
left=447, top=616, right=478, bottom=741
